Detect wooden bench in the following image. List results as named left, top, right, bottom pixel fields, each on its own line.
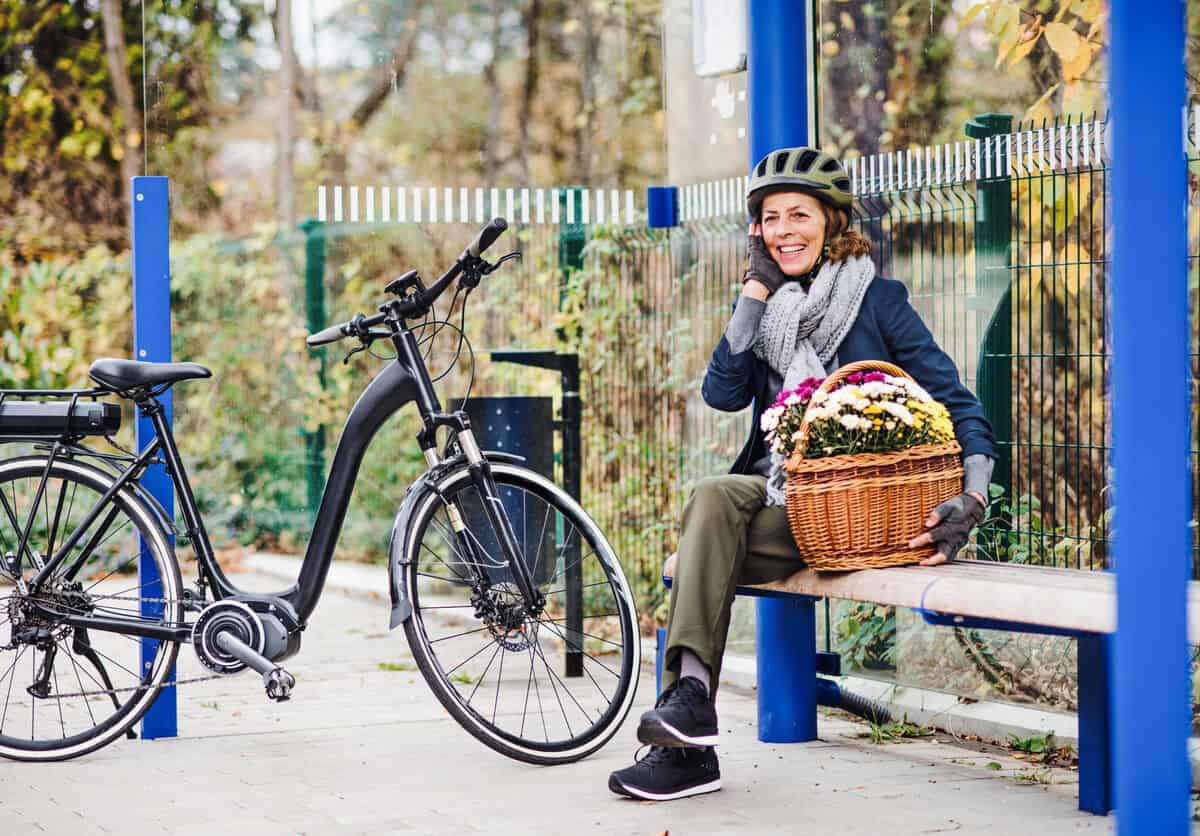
left=660, top=556, right=1200, bottom=816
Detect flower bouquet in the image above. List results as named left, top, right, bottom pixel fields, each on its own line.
left=765, top=360, right=963, bottom=571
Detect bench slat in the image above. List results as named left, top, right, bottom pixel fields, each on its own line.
left=662, top=557, right=1200, bottom=641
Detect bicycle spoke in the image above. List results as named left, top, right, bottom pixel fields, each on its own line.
left=441, top=638, right=496, bottom=677
left=45, top=476, right=71, bottom=561
left=531, top=637, right=592, bottom=728
left=526, top=644, right=548, bottom=743
left=491, top=642, right=505, bottom=726
left=464, top=643, right=502, bottom=705
left=536, top=618, right=623, bottom=680
left=532, top=639, right=574, bottom=738
left=416, top=570, right=473, bottom=587
left=0, top=645, right=28, bottom=736
left=61, top=642, right=98, bottom=728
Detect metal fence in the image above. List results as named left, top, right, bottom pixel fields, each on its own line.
left=306, top=116, right=1136, bottom=613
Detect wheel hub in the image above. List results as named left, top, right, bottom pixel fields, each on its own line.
left=472, top=582, right=540, bottom=651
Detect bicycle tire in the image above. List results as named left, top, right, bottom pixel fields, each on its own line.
left=0, top=457, right=182, bottom=761
left=398, top=462, right=640, bottom=765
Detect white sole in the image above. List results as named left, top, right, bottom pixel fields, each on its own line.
left=640, top=717, right=721, bottom=748
left=614, top=778, right=723, bottom=801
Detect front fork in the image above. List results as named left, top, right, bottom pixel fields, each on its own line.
left=424, top=425, right=545, bottom=616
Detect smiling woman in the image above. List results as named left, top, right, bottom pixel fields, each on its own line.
left=607, top=144, right=999, bottom=803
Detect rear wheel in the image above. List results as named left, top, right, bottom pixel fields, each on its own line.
left=0, top=457, right=182, bottom=761
left=399, top=462, right=640, bottom=765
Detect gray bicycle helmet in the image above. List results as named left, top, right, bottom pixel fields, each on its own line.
left=746, top=146, right=854, bottom=217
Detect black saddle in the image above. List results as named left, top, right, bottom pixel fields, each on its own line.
left=89, top=358, right=212, bottom=392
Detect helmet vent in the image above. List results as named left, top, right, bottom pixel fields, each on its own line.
left=820, top=159, right=841, bottom=173
left=795, top=149, right=819, bottom=173
left=756, top=158, right=770, bottom=177
left=834, top=177, right=851, bottom=192
left=772, top=153, right=789, bottom=174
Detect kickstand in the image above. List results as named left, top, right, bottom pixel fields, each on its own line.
left=73, top=628, right=138, bottom=739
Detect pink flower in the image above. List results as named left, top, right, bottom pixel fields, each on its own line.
left=863, top=371, right=887, bottom=383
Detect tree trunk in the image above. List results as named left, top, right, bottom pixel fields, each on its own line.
left=575, top=0, right=600, bottom=182
left=349, top=0, right=429, bottom=131
left=99, top=0, right=139, bottom=213
left=482, top=0, right=504, bottom=178
left=517, top=0, right=543, bottom=184
left=276, top=0, right=296, bottom=227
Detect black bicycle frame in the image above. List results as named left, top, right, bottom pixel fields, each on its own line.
left=27, top=313, right=539, bottom=631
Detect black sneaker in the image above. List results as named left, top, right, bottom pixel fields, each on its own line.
left=636, top=676, right=719, bottom=748
left=608, top=745, right=721, bottom=801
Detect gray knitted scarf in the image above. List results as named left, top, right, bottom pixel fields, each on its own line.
left=754, top=253, right=876, bottom=505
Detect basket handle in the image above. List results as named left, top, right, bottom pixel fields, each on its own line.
left=792, top=360, right=913, bottom=461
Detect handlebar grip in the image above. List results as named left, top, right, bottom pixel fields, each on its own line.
left=465, top=217, right=508, bottom=259
left=306, top=322, right=349, bottom=347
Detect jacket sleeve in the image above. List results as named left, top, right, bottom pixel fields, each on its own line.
left=879, top=280, right=1000, bottom=461
left=701, top=297, right=763, bottom=412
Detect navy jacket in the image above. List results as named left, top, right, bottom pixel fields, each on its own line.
left=702, top=276, right=1000, bottom=475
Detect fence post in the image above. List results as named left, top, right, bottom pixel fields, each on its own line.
left=557, top=188, right=586, bottom=677
left=966, top=113, right=1013, bottom=508
left=131, top=175, right=177, bottom=739
left=300, top=218, right=327, bottom=522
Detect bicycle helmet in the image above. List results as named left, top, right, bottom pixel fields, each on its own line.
left=746, top=146, right=854, bottom=217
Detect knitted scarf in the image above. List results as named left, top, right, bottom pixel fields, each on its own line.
left=753, top=253, right=876, bottom=506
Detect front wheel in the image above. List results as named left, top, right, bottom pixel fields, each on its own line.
left=398, top=463, right=640, bottom=765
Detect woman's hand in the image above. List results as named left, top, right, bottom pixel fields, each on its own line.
left=743, top=222, right=789, bottom=297
left=908, top=492, right=986, bottom=566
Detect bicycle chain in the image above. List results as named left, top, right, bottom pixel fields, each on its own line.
left=4, top=591, right=223, bottom=700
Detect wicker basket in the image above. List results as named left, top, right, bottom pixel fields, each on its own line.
left=783, top=360, right=963, bottom=571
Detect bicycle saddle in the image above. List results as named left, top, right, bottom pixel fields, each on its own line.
left=89, top=358, right=212, bottom=392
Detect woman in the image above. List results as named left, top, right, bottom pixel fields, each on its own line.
left=608, top=146, right=999, bottom=802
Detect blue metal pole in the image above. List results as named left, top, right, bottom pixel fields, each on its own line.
left=747, top=0, right=818, bottom=743
left=132, top=176, right=177, bottom=739
left=1109, top=3, right=1190, bottom=831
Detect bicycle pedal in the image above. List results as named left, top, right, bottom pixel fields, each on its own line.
left=263, top=667, right=295, bottom=702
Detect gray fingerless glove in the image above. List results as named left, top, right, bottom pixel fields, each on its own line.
left=927, top=493, right=986, bottom=560
left=743, top=235, right=790, bottom=295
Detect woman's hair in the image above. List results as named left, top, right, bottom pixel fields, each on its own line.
left=820, top=204, right=872, bottom=261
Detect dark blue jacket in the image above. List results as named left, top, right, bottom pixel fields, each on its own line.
left=702, top=276, right=1000, bottom=474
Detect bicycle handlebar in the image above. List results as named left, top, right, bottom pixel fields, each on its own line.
left=463, top=217, right=507, bottom=259
left=305, top=218, right=509, bottom=348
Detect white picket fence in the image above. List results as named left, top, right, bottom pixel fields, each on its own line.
left=313, top=112, right=1163, bottom=226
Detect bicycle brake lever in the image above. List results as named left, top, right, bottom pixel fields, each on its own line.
left=342, top=343, right=368, bottom=365
left=481, top=251, right=522, bottom=275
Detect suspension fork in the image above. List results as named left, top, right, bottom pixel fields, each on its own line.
left=455, top=430, right=544, bottom=612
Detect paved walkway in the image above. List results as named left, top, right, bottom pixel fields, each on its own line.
left=0, top=560, right=1112, bottom=835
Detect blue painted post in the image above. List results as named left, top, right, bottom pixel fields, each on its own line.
left=1077, top=633, right=1112, bottom=815
left=646, top=186, right=679, bottom=228
left=747, top=0, right=818, bottom=743
left=656, top=626, right=666, bottom=695
left=1109, top=3, right=1191, bottom=832
left=131, top=176, right=177, bottom=739
left=756, top=596, right=819, bottom=741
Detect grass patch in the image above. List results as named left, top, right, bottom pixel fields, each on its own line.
left=377, top=661, right=415, bottom=672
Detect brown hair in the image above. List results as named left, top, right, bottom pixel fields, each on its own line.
left=820, top=204, right=872, bottom=261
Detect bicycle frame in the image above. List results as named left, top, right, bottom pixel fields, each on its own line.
left=23, top=310, right=541, bottom=634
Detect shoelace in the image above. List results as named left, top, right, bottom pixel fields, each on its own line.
left=633, top=744, right=679, bottom=766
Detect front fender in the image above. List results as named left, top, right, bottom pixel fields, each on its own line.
left=387, top=450, right=526, bottom=629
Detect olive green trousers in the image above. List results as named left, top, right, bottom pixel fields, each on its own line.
left=662, top=474, right=807, bottom=695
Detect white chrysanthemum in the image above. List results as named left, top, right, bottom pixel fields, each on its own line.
left=879, top=400, right=915, bottom=426
left=784, top=393, right=802, bottom=406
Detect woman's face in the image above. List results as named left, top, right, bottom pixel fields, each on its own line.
left=759, top=191, right=828, bottom=276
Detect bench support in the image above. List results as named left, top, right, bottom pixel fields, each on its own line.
left=756, top=595, right=819, bottom=742
left=1077, top=632, right=1113, bottom=815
